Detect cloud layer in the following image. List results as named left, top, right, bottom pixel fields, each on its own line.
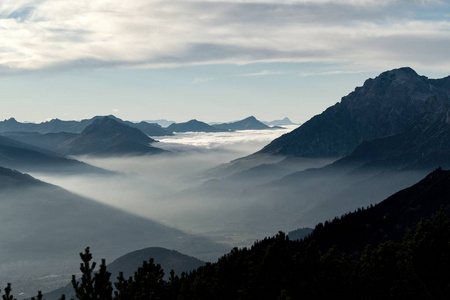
left=0, top=0, right=449, bottom=72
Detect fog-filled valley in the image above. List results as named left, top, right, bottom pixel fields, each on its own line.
left=33, top=126, right=303, bottom=246
left=2, top=67, right=450, bottom=299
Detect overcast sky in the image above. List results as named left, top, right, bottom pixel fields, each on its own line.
left=0, top=0, right=449, bottom=123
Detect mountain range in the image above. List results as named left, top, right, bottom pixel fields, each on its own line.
left=212, top=116, right=272, bottom=131
left=197, top=67, right=450, bottom=232
left=0, top=115, right=172, bottom=137
left=262, top=117, right=296, bottom=126
left=258, top=67, right=450, bottom=158
left=3, top=117, right=166, bottom=157
left=167, top=119, right=227, bottom=133
left=55, top=117, right=165, bottom=156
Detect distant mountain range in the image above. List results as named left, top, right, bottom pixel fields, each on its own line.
left=145, top=119, right=176, bottom=128
left=4, top=117, right=166, bottom=157
left=0, top=115, right=172, bottom=137
left=212, top=116, right=272, bottom=131
left=167, top=119, right=227, bottom=133
left=55, top=117, right=165, bottom=156
left=262, top=117, right=297, bottom=126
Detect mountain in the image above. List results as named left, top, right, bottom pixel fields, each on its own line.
left=105, top=115, right=173, bottom=136
left=0, top=116, right=173, bottom=136
left=2, top=131, right=77, bottom=150
left=0, top=117, right=96, bottom=134
left=55, top=117, right=165, bottom=156
left=0, top=135, right=106, bottom=174
left=145, top=119, right=175, bottom=128
left=45, top=247, right=205, bottom=300
left=167, top=119, right=226, bottom=132
left=213, top=116, right=271, bottom=131
left=175, top=169, right=450, bottom=300
left=257, top=67, right=450, bottom=157
left=331, top=95, right=450, bottom=171
left=0, top=167, right=226, bottom=297
left=263, top=117, right=297, bottom=126
left=304, top=167, right=450, bottom=254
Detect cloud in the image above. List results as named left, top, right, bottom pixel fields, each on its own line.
left=112, top=108, right=120, bottom=112
left=0, top=0, right=449, bottom=72
left=237, top=70, right=286, bottom=77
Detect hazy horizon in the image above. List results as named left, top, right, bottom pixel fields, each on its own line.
left=1, top=1, right=449, bottom=123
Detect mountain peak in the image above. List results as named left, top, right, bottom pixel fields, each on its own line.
left=213, top=116, right=269, bottom=131
left=258, top=68, right=449, bottom=157
left=5, top=117, right=18, bottom=123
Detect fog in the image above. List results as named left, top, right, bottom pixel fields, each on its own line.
left=31, top=126, right=304, bottom=246
left=29, top=124, right=429, bottom=250
left=1, top=125, right=434, bottom=298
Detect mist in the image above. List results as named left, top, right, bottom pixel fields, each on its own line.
left=30, top=127, right=304, bottom=245
left=28, top=124, right=429, bottom=249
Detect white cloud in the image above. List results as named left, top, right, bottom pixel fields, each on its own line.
left=0, top=0, right=449, bottom=72
left=237, top=70, right=286, bottom=77
left=112, top=108, right=120, bottom=112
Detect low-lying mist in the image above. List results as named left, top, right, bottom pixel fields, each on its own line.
left=32, top=127, right=303, bottom=246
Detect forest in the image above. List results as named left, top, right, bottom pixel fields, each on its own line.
left=2, top=207, right=449, bottom=300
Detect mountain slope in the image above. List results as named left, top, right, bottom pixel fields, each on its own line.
left=213, top=116, right=270, bottom=131
left=0, top=135, right=106, bottom=174
left=258, top=67, right=450, bottom=157
left=167, top=120, right=226, bottom=132
left=56, top=117, right=165, bottom=156
left=0, top=167, right=226, bottom=297
left=105, top=115, right=173, bottom=136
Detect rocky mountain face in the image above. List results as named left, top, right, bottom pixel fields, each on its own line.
left=56, top=117, right=164, bottom=156
left=258, top=67, right=450, bottom=157
left=167, top=119, right=226, bottom=132
left=332, top=95, right=450, bottom=171
left=213, top=116, right=270, bottom=130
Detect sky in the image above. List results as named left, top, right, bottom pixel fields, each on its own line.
left=0, top=0, right=449, bottom=123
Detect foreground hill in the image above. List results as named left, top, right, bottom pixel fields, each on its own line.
left=45, top=247, right=205, bottom=300
left=0, top=166, right=226, bottom=297
left=56, top=117, right=165, bottom=156
left=167, top=119, right=226, bottom=132
left=212, top=116, right=271, bottom=131
left=258, top=67, right=450, bottom=157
